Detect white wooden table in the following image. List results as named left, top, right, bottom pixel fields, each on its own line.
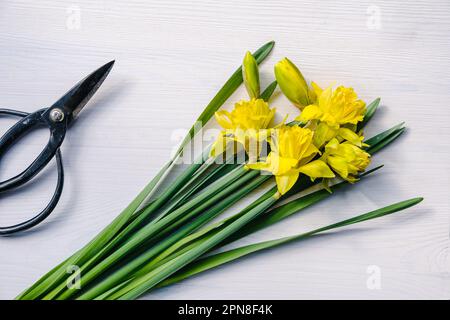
left=0, top=0, right=449, bottom=300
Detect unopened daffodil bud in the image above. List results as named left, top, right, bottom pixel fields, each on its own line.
left=274, top=58, right=311, bottom=109
left=242, top=51, right=260, bottom=99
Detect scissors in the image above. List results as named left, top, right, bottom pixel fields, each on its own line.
left=0, top=61, right=115, bottom=235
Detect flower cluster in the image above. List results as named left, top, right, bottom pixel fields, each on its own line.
left=212, top=54, right=371, bottom=195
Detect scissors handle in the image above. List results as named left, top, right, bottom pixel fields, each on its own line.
left=0, top=108, right=65, bottom=235
left=0, top=108, right=66, bottom=192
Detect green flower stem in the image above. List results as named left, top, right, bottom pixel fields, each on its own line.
left=50, top=166, right=253, bottom=299
left=85, top=169, right=378, bottom=299
left=150, top=151, right=245, bottom=224
left=111, top=194, right=279, bottom=300
left=126, top=176, right=273, bottom=280
left=158, top=158, right=218, bottom=215
left=119, top=150, right=209, bottom=234
left=77, top=174, right=269, bottom=300
left=142, top=185, right=277, bottom=273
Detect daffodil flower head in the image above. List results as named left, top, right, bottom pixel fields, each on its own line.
left=246, top=125, right=335, bottom=195
left=211, top=98, right=276, bottom=160
left=215, top=99, right=275, bottom=131
left=321, top=138, right=371, bottom=182
left=299, top=83, right=366, bottom=126
left=297, top=83, right=366, bottom=147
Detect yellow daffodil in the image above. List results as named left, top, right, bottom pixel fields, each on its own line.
left=321, top=138, right=371, bottom=182
left=274, top=58, right=313, bottom=109
left=246, top=125, right=335, bottom=195
left=242, top=51, right=260, bottom=99
left=296, top=83, right=366, bottom=147
left=211, top=98, right=276, bottom=160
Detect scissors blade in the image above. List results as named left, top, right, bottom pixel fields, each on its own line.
left=51, top=60, right=115, bottom=122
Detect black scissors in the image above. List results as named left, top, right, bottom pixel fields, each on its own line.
left=0, top=61, right=115, bottom=235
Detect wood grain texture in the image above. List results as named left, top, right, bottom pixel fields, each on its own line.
left=0, top=0, right=449, bottom=299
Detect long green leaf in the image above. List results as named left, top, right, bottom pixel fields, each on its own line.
left=158, top=197, right=423, bottom=288
left=366, top=128, right=405, bottom=154
left=365, top=122, right=404, bottom=147
left=261, top=81, right=277, bottom=102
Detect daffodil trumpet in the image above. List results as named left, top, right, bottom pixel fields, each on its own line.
left=18, top=45, right=422, bottom=301
left=210, top=98, right=277, bottom=162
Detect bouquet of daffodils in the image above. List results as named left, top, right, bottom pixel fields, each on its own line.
left=18, top=41, right=422, bottom=300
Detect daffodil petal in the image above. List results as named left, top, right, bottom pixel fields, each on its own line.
left=311, top=81, right=323, bottom=97
left=327, top=156, right=349, bottom=178
left=303, top=143, right=320, bottom=158
left=299, top=104, right=322, bottom=122
left=318, top=86, right=333, bottom=111
left=214, top=110, right=233, bottom=129
left=275, top=173, right=299, bottom=195
left=275, top=157, right=298, bottom=175
left=313, top=122, right=338, bottom=148
left=298, top=160, right=335, bottom=179
left=338, top=127, right=363, bottom=146
left=324, top=138, right=340, bottom=153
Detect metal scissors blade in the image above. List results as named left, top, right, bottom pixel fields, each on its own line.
left=51, top=60, right=115, bottom=123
